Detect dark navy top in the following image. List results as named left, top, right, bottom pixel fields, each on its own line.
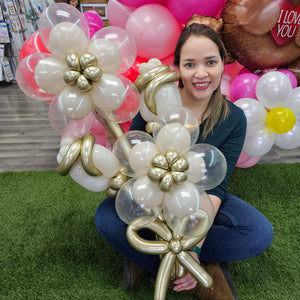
left=130, top=100, right=247, bottom=202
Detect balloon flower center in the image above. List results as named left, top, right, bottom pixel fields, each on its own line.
left=63, top=52, right=103, bottom=92
left=148, top=150, right=189, bottom=192
left=266, top=107, right=296, bottom=134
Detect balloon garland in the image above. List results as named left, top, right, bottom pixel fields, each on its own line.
left=16, top=4, right=228, bottom=300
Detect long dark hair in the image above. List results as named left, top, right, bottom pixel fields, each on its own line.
left=174, top=23, right=229, bottom=139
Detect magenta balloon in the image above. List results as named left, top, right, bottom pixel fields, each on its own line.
left=229, top=73, right=259, bottom=102
left=167, top=0, right=226, bottom=24
left=236, top=152, right=261, bottom=168
left=83, top=11, right=103, bottom=27
left=118, top=0, right=165, bottom=8
left=126, top=4, right=180, bottom=59
left=107, top=0, right=135, bottom=28
left=278, top=69, right=298, bottom=89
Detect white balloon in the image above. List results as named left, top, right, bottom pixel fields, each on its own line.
left=49, top=22, right=88, bottom=60
left=285, top=87, right=300, bottom=119
left=185, top=151, right=206, bottom=184
left=58, top=86, right=93, bottom=120
left=139, top=58, right=162, bottom=74
left=234, top=98, right=267, bottom=131
left=139, top=90, right=157, bottom=122
left=155, top=123, right=191, bottom=155
left=274, top=120, right=300, bottom=149
left=88, top=39, right=122, bottom=73
left=90, top=74, right=126, bottom=112
left=92, top=144, right=121, bottom=178
left=70, top=162, right=110, bottom=192
left=115, top=178, right=160, bottom=225
left=155, top=84, right=182, bottom=113
left=256, top=71, right=292, bottom=109
left=34, top=57, right=68, bottom=95
left=164, top=181, right=200, bottom=217
left=128, top=142, right=159, bottom=175
left=132, top=176, right=164, bottom=209
left=243, top=127, right=274, bottom=157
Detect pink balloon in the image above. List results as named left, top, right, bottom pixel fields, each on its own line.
left=278, top=69, right=298, bottom=89
left=229, top=73, right=259, bottom=102
left=89, top=119, right=108, bottom=146
left=221, top=74, right=232, bottom=101
left=167, top=0, right=226, bottom=24
left=16, top=53, right=55, bottom=102
left=118, top=0, right=165, bottom=8
left=236, top=151, right=261, bottom=168
left=83, top=11, right=103, bottom=38
left=107, top=0, right=135, bottom=28
left=126, top=4, right=180, bottom=59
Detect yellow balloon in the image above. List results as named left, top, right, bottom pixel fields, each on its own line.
left=266, top=107, right=296, bottom=134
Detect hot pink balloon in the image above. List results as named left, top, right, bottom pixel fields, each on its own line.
left=83, top=11, right=103, bottom=38
left=167, top=0, right=226, bottom=24
left=107, top=0, right=135, bottom=28
left=230, top=73, right=259, bottom=102
left=278, top=69, right=298, bottom=89
left=118, top=0, right=165, bottom=8
left=126, top=4, right=181, bottom=59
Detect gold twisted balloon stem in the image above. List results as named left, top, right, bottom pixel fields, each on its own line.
left=57, top=138, right=82, bottom=176
left=81, top=134, right=103, bottom=176
left=57, top=134, right=102, bottom=176
left=127, top=216, right=213, bottom=300
left=134, top=65, right=180, bottom=115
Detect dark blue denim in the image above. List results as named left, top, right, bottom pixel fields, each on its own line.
left=95, top=192, right=273, bottom=275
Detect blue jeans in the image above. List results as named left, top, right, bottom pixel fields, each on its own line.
left=95, top=192, right=273, bottom=275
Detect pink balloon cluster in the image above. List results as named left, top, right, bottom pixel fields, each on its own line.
left=107, top=0, right=226, bottom=61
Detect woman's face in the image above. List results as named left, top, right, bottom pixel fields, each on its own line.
left=179, top=35, right=224, bottom=104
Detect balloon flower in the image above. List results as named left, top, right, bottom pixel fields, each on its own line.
left=16, top=3, right=138, bottom=139
left=235, top=71, right=300, bottom=157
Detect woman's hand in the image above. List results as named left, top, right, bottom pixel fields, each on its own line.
left=172, top=251, right=200, bottom=292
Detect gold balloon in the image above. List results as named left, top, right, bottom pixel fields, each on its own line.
left=127, top=216, right=213, bottom=300
left=63, top=70, right=80, bottom=85
left=80, top=53, right=97, bottom=69
left=65, top=53, right=80, bottom=71
left=57, top=138, right=82, bottom=176
left=160, top=173, right=174, bottom=192
left=171, top=171, right=187, bottom=184
left=81, top=134, right=103, bottom=176
left=165, top=150, right=180, bottom=166
left=109, top=172, right=128, bottom=190
left=134, top=65, right=171, bottom=93
left=77, top=75, right=92, bottom=92
left=171, top=157, right=189, bottom=172
left=83, top=66, right=103, bottom=82
left=151, top=154, right=168, bottom=169
left=106, top=187, right=118, bottom=198
left=146, top=122, right=155, bottom=134
left=148, top=167, right=167, bottom=182
left=144, top=71, right=180, bottom=114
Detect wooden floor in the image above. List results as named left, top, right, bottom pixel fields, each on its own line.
left=0, top=81, right=299, bottom=172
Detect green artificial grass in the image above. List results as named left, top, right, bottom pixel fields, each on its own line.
left=0, top=163, right=299, bottom=299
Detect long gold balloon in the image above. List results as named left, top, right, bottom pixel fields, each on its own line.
left=144, top=71, right=180, bottom=114
left=57, top=138, right=82, bottom=176
left=127, top=216, right=213, bottom=300
left=134, top=65, right=171, bottom=93
left=81, top=134, right=103, bottom=176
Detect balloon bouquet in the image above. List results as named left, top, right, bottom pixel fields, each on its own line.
left=16, top=3, right=228, bottom=300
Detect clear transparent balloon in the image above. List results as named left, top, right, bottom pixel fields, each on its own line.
left=164, top=188, right=215, bottom=238
left=92, top=26, right=137, bottom=74
left=38, top=3, right=89, bottom=53
left=187, top=143, right=227, bottom=190
left=94, top=75, right=140, bottom=123
left=113, top=131, right=154, bottom=177
left=49, top=97, right=95, bottom=139
left=16, top=53, right=55, bottom=101
left=115, top=178, right=161, bottom=225
left=152, top=106, right=199, bottom=147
